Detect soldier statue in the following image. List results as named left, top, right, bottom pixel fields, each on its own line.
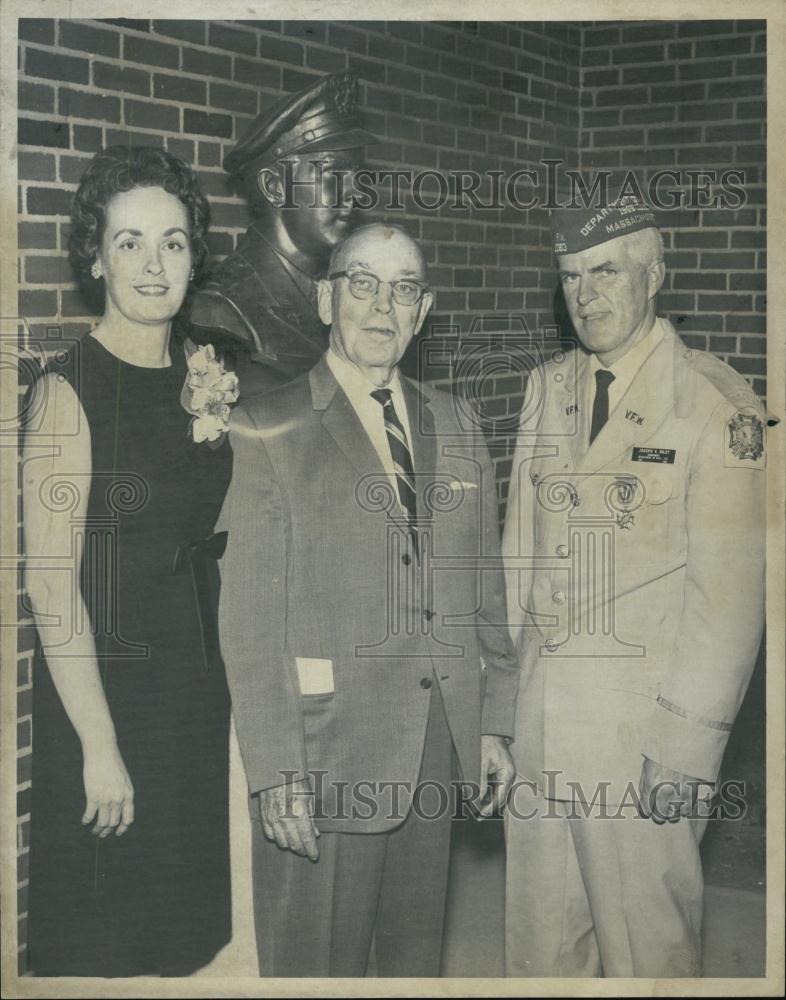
left=181, top=72, right=376, bottom=397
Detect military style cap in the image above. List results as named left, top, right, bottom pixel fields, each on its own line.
left=224, top=72, right=376, bottom=176
left=551, top=195, right=659, bottom=255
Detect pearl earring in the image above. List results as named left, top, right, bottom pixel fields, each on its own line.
left=190, top=268, right=195, bottom=281
left=91, top=261, right=101, bottom=280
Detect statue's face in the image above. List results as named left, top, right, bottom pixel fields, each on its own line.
left=262, top=148, right=365, bottom=264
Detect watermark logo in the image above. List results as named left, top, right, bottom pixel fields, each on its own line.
left=280, top=158, right=748, bottom=214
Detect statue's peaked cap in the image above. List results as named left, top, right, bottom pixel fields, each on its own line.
left=223, top=72, right=376, bottom=176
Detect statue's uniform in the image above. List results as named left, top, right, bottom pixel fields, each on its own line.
left=178, top=69, right=375, bottom=401
left=179, top=224, right=326, bottom=399
left=502, top=317, right=766, bottom=977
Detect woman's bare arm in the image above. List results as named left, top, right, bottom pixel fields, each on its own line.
left=22, top=373, right=134, bottom=837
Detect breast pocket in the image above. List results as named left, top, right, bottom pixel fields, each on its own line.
left=611, top=467, right=681, bottom=566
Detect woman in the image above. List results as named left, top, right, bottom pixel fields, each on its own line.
left=23, top=147, right=234, bottom=976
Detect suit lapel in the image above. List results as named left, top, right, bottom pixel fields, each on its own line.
left=309, top=357, right=385, bottom=475
left=309, top=358, right=410, bottom=531
left=578, top=326, right=677, bottom=475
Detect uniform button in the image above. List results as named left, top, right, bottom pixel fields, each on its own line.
left=420, top=677, right=432, bottom=689
left=544, top=639, right=558, bottom=652
left=556, top=545, right=569, bottom=558
left=401, top=553, right=411, bottom=566
left=552, top=591, right=566, bottom=604
left=423, top=609, right=435, bottom=621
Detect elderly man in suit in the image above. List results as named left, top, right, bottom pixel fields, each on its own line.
left=218, top=222, right=519, bottom=977
left=502, top=198, right=766, bottom=977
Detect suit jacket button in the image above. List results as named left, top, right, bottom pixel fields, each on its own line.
left=420, top=677, right=432, bottom=689
left=401, top=553, right=412, bottom=566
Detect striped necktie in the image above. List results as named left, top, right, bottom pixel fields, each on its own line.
left=370, top=387, right=418, bottom=554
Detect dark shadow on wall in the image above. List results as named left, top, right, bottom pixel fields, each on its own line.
left=701, top=638, right=766, bottom=892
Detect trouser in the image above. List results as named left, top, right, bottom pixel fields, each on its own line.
left=505, top=784, right=705, bottom=978
left=251, top=682, right=454, bottom=977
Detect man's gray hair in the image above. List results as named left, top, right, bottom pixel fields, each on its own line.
left=328, top=222, right=425, bottom=275
left=624, top=226, right=665, bottom=271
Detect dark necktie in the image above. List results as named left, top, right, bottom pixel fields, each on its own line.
left=589, top=368, right=615, bottom=446
left=370, top=388, right=418, bottom=554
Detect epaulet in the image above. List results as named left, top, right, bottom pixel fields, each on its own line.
left=682, top=348, right=764, bottom=418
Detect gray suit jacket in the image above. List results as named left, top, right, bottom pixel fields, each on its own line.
left=218, top=355, right=519, bottom=831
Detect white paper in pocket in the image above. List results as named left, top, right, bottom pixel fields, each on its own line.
left=295, top=657, right=335, bottom=696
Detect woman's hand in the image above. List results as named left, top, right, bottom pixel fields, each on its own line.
left=82, top=743, right=135, bottom=838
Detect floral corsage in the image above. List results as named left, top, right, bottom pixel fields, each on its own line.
left=181, top=340, right=239, bottom=445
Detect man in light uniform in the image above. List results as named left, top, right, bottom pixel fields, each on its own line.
left=502, top=198, right=766, bottom=977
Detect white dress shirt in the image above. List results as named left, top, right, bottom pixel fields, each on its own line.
left=326, top=348, right=415, bottom=493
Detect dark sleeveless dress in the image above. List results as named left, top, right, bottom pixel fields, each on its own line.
left=27, top=334, right=234, bottom=977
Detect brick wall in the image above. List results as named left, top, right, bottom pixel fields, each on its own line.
left=15, top=17, right=582, bottom=973
left=17, top=16, right=582, bottom=491
left=580, top=19, right=766, bottom=401
left=14, top=17, right=767, bottom=975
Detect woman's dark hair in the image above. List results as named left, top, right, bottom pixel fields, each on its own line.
left=69, top=146, right=211, bottom=309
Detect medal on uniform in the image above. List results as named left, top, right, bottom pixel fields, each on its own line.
left=613, top=477, right=637, bottom=529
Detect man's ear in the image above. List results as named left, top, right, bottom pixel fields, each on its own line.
left=647, top=260, right=666, bottom=301
left=413, top=290, right=434, bottom=336
left=317, top=279, right=334, bottom=326
left=256, top=166, right=285, bottom=208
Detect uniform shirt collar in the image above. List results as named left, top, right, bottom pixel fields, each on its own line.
left=588, top=316, right=665, bottom=400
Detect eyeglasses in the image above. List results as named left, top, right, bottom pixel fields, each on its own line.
left=328, top=270, right=429, bottom=307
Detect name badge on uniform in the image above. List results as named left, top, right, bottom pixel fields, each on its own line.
left=631, top=447, right=676, bottom=464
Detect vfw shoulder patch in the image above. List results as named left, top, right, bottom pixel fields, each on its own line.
left=726, top=412, right=765, bottom=468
